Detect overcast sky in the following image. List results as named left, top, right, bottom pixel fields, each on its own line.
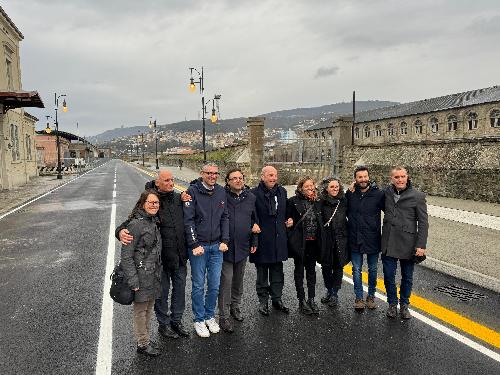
left=3, top=0, right=500, bottom=136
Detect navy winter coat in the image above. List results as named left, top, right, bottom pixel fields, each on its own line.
left=183, top=178, right=229, bottom=249
left=249, top=181, right=288, bottom=264
left=345, top=183, right=385, bottom=254
left=224, top=186, right=259, bottom=264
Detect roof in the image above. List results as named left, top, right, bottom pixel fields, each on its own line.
left=355, top=85, right=500, bottom=124
left=0, top=91, right=44, bottom=113
left=0, top=6, right=24, bottom=40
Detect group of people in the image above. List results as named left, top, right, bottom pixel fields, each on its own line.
left=117, top=163, right=428, bottom=357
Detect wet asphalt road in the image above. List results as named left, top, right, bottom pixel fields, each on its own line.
left=0, top=159, right=499, bottom=375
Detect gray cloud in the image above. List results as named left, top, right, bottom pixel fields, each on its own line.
left=2, top=0, right=500, bottom=136
left=314, top=66, right=339, bottom=79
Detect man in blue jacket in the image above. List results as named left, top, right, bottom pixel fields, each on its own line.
left=250, top=166, right=293, bottom=316
left=346, top=166, right=385, bottom=311
left=218, top=168, right=259, bottom=332
left=183, top=162, right=229, bottom=337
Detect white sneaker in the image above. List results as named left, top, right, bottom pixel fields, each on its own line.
left=194, top=321, right=210, bottom=338
left=205, top=318, right=220, bottom=334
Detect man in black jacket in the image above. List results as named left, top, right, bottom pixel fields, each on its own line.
left=346, top=166, right=385, bottom=311
left=250, top=166, right=293, bottom=316
left=218, top=168, right=259, bottom=332
left=117, top=170, right=190, bottom=339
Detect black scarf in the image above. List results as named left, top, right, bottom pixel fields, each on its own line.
left=260, top=181, right=278, bottom=216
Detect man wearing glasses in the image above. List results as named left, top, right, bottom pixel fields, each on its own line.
left=184, top=162, right=229, bottom=337
left=117, top=170, right=191, bottom=339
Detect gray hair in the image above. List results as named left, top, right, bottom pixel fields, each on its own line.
left=201, top=162, right=218, bottom=171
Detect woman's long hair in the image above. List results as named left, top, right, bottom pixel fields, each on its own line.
left=320, top=176, right=345, bottom=199
left=128, top=189, right=160, bottom=219
left=296, top=175, right=317, bottom=200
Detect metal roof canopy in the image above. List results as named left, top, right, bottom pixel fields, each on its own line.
left=35, top=130, right=97, bottom=148
left=0, top=91, right=45, bottom=113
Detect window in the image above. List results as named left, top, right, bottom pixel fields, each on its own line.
left=429, top=117, right=439, bottom=133
left=490, top=109, right=500, bottom=127
left=375, top=125, right=383, bottom=137
left=467, top=112, right=478, bottom=130
left=25, top=134, right=32, bottom=160
left=6, top=59, right=13, bottom=90
left=400, top=122, right=408, bottom=135
left=10, top=124, right=19, bottom=161
left=387, top=123, right=395, bottom=136
left=415, top=120, right=423, bottom=134
left=447, top=115, right=458, bottom=131
left=364, top=126, right=371, bottom=138
left=354, top=127, right=360, bottom=139
left=321, top=131, right=325, bottom=138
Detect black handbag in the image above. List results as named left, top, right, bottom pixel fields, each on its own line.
left=412, top=254, right=426, bottom=264
left=109, top=263, right=134, bottom=305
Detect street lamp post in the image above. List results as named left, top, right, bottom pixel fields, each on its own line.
left=149, top=117, right=159, bottom=169
left=188, top=67, right=221, bottom=162
left=54, top=93, right=67, bottom=179
left=138, top=131, right=145, bottom=166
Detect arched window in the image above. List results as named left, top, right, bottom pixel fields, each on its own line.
left=467, top=112, right=478, bottom=130
left=447, top=115, right=458, bottom=131
left=364, top=126, right=371, bottom=138
left=354, top=127, right=360, bottom=139
left=321, top=131, right=325, bottom=138
left=387, top=123, right=395, bottom=136
left=375, top=125, right=383, bottom=137
left=415, top=120, right=423, bottom=134
left=429, top=117, right=439, bottom=133
left=490, top=109, right=500, bottom=127
left=400, top=121, right=408, bottom=135
left=314, top=132, right=318, bottom=138
left=328, top=130, right=332, bottom=136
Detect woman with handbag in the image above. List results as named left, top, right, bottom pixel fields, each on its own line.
left=286, top=176, right=322, bottom=315
left=318, top=177, right=349, bottom=307
left=121, top=189, right=162, bottom=357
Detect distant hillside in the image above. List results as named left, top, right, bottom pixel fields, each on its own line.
left=89, top=100, right=398, bottom=143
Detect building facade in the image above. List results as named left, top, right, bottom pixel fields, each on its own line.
left=0, top=6, right=43, bottom=189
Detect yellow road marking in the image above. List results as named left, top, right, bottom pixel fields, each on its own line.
left=126, top=162, right=500, bottom=350
left=344, top=264, right=500, bottom=349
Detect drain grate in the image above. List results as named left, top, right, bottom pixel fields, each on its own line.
left=434, top=285, right=487, bottom=302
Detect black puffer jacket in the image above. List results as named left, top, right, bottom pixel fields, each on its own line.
left=120, top=209, right=162, bottom=303
left=286, top=191, right=322, bottom=261
left=319, top=193, right=349, bottom=267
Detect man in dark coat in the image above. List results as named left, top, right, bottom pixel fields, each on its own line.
left=250, top=166, right=293, bottom=316
left=117, top=170, right=190, bottom=339
left=381, top=166, right=428, bottom=320
left=346, top=166, right=385, bottom=311
left=183, top=162, right=229, bottom=338
left=217, top=168, right=259, bottom=332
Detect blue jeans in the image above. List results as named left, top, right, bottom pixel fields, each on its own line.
left=154, top=264, right=187, bottom=325
left=351, top=251, right=379, bottom=300
left=382, top=255, right=415, bottom=306
left=188, top=243, right=223, bottom=323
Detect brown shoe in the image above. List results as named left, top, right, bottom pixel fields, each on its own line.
left=400, top=304, right=412, bottom=320
left=366, top=296, right=377, bottom=309
left=354, top=298, right=365, bottom=311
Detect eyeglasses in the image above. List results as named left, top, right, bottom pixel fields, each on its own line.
left=203, top=171, right=219, bottom=176
left=229, top=176, right=244, bottom=181
left=146, top=201, right=160, bottom=206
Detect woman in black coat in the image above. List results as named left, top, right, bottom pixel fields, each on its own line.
left=287, top=176, right=322, bottom=315
left=318, top=177, right=349, bottom=307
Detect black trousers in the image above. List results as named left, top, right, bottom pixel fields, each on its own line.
left=293, top=240, right=319, bottom=300
left=255, top=262, right=284, bottom=303
left=321, top=265, right=343, bottom=291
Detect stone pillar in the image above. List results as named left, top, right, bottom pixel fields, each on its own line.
left=331, top=116, right=354, bottom=176
left=247, top=117, right=265, bottom=186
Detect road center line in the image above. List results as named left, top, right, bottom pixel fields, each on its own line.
left=95, top=172, right=117, bottom=375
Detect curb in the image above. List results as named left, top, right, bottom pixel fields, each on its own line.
left=422, top=256, right=500, bottom=293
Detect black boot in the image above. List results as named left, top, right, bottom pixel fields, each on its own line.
left=258, top=301, right=270, bottom=316
left=308, top=298, right=319, bottom=315
left=137, top=343, right=160, bottom=357
left=299, top=299, right=313, bottom=315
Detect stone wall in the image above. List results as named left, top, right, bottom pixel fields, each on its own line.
left=340, top=138, right=500, bottom=202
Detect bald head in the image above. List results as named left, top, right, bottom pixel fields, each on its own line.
left=156, top=170, right=174, bottom=192
left=261, top=165, right=278, bottom=189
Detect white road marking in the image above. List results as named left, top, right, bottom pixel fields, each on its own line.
left=341, top=275, right=500, bottom=363
left=428, top=205, right=500, bottom=230
left=0, top=162, right=107, bottom=221
left=95, top=168, right=117, bottom=375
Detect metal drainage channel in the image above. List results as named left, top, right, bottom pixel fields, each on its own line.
left=434, top=285, right=487, bottom=302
